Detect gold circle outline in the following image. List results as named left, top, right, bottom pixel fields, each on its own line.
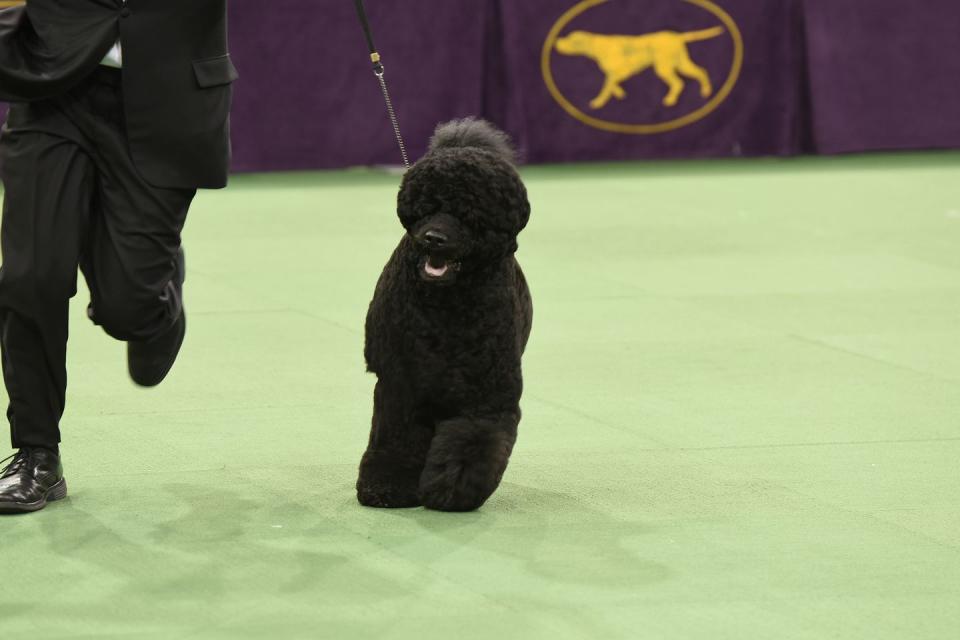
left=541, top=0, right=744, bottom=134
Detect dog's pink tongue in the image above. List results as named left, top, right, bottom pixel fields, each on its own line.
left=425, top=262, right=449, bottom=277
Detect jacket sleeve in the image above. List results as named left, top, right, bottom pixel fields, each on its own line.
left=0, top=6, right=117, bottom=103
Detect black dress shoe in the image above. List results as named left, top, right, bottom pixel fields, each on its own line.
left=0, top=448, right=67, bottom=514
left=128, top=249, right=186, bottom=387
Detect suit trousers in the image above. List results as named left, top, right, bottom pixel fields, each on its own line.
left=0, top=67, right=196, bottom=448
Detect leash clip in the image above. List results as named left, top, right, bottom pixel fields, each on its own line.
left=371, top=52, right=384, bottom=76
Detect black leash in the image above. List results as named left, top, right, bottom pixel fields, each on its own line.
left=353, top=0, right=410, bottom=169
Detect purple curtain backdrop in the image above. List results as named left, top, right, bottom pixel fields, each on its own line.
left=0, top=0, right=958, bottom=172
left=802, top=0, right=960, bottom=154
left=228, top=0, right=496, bottom=171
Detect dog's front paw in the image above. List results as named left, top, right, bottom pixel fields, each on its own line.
left=357, top=482, right=421, bottom=509
left=356, top=449, right=423, bottom=508
left=418, top=427, right=514, bottom=512
left=419, top=460, right=498, bottom=512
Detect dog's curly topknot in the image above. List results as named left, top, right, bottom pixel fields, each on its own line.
left=428, top=117, right=516, bottom=164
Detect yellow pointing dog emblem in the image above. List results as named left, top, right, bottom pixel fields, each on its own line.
left=556, top=26, right=725, bottom=109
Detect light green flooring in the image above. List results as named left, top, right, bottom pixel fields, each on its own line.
left=1, top=154, right=959, bottom=639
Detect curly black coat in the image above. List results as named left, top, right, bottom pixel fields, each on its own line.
left=356, top=119, right=533, bottom=512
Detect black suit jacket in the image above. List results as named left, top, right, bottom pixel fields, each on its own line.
left=0, top=0, right=237, bottom=189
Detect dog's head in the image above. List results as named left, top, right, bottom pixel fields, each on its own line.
left=397, top=118, right=530, bottom=286
left=555, top=31, right=595, bottom=57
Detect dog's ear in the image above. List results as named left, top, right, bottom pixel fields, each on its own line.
left=512, top=178, right=531, bottom=234
left=396, top=163, right=426, bottom=231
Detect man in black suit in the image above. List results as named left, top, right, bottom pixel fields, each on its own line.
left=0, top=0, right=238, bottom=513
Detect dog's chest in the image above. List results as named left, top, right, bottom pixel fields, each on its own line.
left=394, top=298, right=510, bottom=390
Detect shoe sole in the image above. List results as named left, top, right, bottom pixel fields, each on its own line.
left=0, top=478, right=68, bottom=514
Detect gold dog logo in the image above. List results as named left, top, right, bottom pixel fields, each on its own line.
left=556, top=27, right=725, bottom=109
left=543, top=0, right=744, bottom=134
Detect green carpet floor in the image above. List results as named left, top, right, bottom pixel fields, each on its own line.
left=1, top=154, right=959, bottom=639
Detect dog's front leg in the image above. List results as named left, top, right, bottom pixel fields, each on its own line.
left=590, top=76, right=623, bottom=109
left=418, top=411, right=519, bottom=512
left=357, top=380, right=433, bottom=508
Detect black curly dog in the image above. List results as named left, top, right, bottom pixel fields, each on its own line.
left=357, top=119, right=533, bottom=512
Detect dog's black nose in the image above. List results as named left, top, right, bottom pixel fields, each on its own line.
left=423, top=230, right=448, bottom=247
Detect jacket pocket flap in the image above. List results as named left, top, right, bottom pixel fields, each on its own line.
left=193, top=54, right=239, bottom=88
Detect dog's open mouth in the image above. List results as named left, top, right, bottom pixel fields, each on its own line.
left=421, top=255, right=461, bottom=281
